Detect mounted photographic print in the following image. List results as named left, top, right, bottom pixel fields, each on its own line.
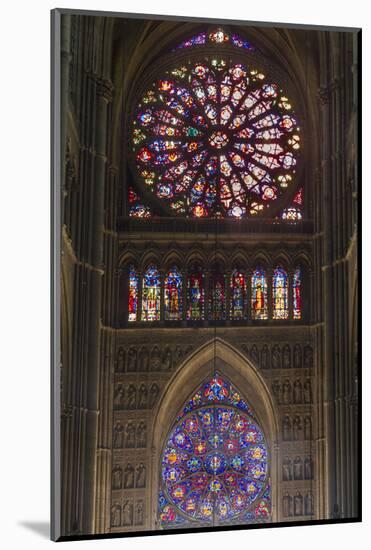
left=51, top=8, right=361, bottom=541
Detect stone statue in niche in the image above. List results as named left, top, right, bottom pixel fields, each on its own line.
left=303, top=378, right=312, bottom=404
left=125, top=421, right=136, bottom=448
left=111, top=503, right=121, bottom=527
left=112, top=465, right=122, bottom=489
left=136, top=421, right=147, bottom=448
left=272, top=379, right=282, bottom=404
left=127, top=384, right=137, bottom=410
left=282, top=344, right=291, bottom=369
left=138, top=384, right=148, bottom=409
left=136, top=463, right=146, bottom=488
left=124, top=463, right=135, bottom=489
left=304, top=345, right=313, bottom=369
left=127, top=347, right=137, bottom=372
left=174, top=345, right=183, bottom=365
left=250, top=345, right=259, bottom=366
left=304, top=416, right=312, bottom=440
left=135, top=500, right=144, bottom=525
left=293, top=379, right=303, bottom=404
left=293, top=416, right=302, bottom=441
left=294, top=491, right=303, bottom=516
left=293, top=456, right=303, bottom=480
left=162, top=347, right=172, bottom=371
left=116, top=348, right=125, bottom=373
left=261, top=344, right=270, bottom=369
left=272, top=345, right=281, bottom=369
left=305, top=491, right=314, bottom=515
left=294, top=344, right=302, bottom=369
left=149, top=383, right=159, bottom=407
left=283, top=492, right=292, bottom=517
left=282, top=380, right=292, bottom=404
left=113, top=421, right=124, bottom=448
left=122, top=500, right=133, bottom=526
left=282, top=457, right=292, bottom=481
left=138, top=347, right=149, bottom=372
left=304, top=456, right=313, bottom=480
left=150, top=346, right=161, bottom=371
left=283, top=416, right=292, bottom=441
left=113, top=384, right=125, bottom=409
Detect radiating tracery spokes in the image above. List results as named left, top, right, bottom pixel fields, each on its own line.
left=132, top=60, right=300, bottom=218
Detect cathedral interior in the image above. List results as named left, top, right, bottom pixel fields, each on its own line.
left=57, top=11, right=360, bottom=538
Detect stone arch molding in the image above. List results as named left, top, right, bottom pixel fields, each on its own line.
left=149, top=337, right=280, bottom=528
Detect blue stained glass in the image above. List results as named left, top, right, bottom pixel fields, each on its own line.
left=273, top=267, right=288, bottom=319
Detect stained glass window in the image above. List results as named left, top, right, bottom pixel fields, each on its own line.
left=131, top=56, right=301, bottom=219
left=272, top=268, right=288, bottom=319
left=175, top=28, right=254, bottom=51
left=158, top=374, right=271, bottom=527
left=128, top=265, right=138, bottom=322
left=251, top=269, right=268, bottom=320
left=293, top=267, right=302, bottom=320
left=165, top=267, right=183, bottom=320
left=141, top=265, right=161, bottom=321
left=230, top=269, right=246, bottom=320
left=209, top=271, right=226, bottom=320
left=187, top=268, right=204, bottom=320
left=128, top=186, right=152, bottom=218
left=281, top=187, right=303, bottom=221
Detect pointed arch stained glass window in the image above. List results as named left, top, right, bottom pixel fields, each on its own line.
left=230, top=269, right=246, bottom=320
left=158, top=374, right=271, bottom=527
left=251, top=269, right=268, bottom=320
left=293, top=266, right=302, bottom=319
left=165, top=267, right=183, bottom=320
left=141, top=265, right=161, bottom=321
left=209, top=271, right=226, bottom=320
left=187, top=269, right=204, bottom=320
left=272, top=267, right=288, bottom=319
left=128, top=265, right=138, bottom=322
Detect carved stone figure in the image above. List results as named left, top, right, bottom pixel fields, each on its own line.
left=127, top=347, right=137, bottom=372
left=127, top=384, right=137, bottom=409
left=113, top=384, right=125, bottom=409
left=136, top=463, right=146, bottom=488
left=303, top=378, right=312, bottom=404
left=162, top=347, right=172, bottom=371
left=283, top=416, right=292, bottom=441
left=174, top=345, right=183, bottom=365
left=136, top=421, right=147, bottom=448
left=138, top=347, right=149, bottom=372
left=124, top=463, right=135, bottom=489
left=282, top=380, right=292, bottom=404
left=293, top=379, right=303, bottom=404
left=305, top=491, right=314, bottom=516
left=138, top=384, right=148, bottom=409
left=272, top=379, right=282, bottom=404
left=282, top=457, right=292, bottom=481
left=113, top=421, right=124, bottom=448
left=250, top=345, right=259, bottom=366
left=135, top=500, right=144, bottom=525
left=293, top=456, right=303, bottom=480
left=149, top=383, right=159, bottom=407
left=294, top=344, right=302, bottom=369
left=304, top=416, right=312, bottom=440
left=283, top=492, right=292, bottom=517
left=125, top=421, right=136, bottom=448
left=150, top=346, right=161, bottom=371
left=111, top=503, right=121, bottom=527
left=304, top=345, right=313, bottom=369
left=116, top=348, right=125, bottom=372
left=122, top=501, right=133, bottom=526
left=261, top=345, right=270, bottom=369
left=294, top=491, right=303, bottom=516
left=293, top=416, right=302, bottom=441
left=282, top=344, right=291, bottom=369
left=112, top=465, right=122, bottom=489
left=272, top=345, right=281, bottom=369
left=304, top=456, right=313, bottom=480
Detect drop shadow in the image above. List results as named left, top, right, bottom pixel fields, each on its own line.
left=18, top=521, right=50, bottom=539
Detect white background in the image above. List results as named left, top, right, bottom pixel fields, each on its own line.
left=0, top=0, right=368, bottom=548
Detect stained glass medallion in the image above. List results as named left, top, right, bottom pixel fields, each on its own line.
left=159, top=375, right=271, bottom=527
left=131, top=57, right=301, bottom=219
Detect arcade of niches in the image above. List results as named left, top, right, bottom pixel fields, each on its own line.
left=60, top=14, right=359, bottom=537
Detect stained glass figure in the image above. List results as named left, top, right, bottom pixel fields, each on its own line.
left=230, top=269, right=246, bottom=320
left=187, top=268, right=204, bottom=320
left=128, top=186, right=152, bottom=218
left=293, top=267, right=302, bottom=320
left=175, top=28, right=254, bottom=51
left=159, top=374, right=271, bottom=526
left=131, top=58, right=301, bottom=218
left=272, top=267, right=288, bottom=319
left=141, top=265, right=161, bottom=321
left=128, top=265, right=138, bottom=322
left=209, top=271, right=226, bottom=320
left=251, top=269, right=268, bottom=320
left=165, top=267, right=183, bottom=320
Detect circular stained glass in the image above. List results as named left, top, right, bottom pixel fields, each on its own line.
left=161, top=406, right=269, bottom=522
left=131, top=59, right=300, bottom=218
